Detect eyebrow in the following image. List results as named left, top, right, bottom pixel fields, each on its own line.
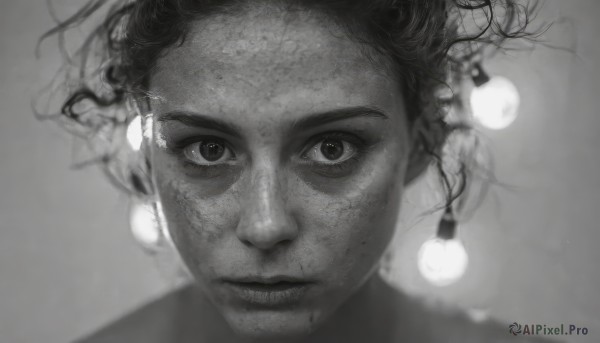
left=290, top=106, right=388, bottom=131
left=157, top=106, right=388, bottom=136
left=157, top=111, right=243, bottom=138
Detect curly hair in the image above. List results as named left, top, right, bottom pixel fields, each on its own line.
left=37, top=0, right=539, bottom=216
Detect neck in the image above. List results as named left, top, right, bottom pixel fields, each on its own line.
left=302, top=273, right=402, bottom=343
left=179, top=272, right=405, bottom=343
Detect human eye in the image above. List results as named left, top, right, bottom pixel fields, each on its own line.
left=299, top=132, right=364, bottom=177
left=303, top=136, right=357, bottom=164
left=182, top=138, right=236, bottom=166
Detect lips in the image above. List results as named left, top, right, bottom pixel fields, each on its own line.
left=221, top=276, right=315, bottom=307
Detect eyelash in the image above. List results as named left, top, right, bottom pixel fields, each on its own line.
left=170, top=132, right=367, bottom=175
left=169, top=136, right=237, bottom=176
left=303, top=154, right=362, bottom=178
left=297, top=132, right=366, bottom=174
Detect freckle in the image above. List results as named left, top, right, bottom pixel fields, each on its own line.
left=361, top=240, right=366, bottom=245
left=204, top=230, right=220, bottom=244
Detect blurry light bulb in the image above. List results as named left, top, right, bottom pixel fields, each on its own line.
left=470, top=75, right=520, bottom=130
left=418, top=237, right=468, bottom=286
left=129, top=201, right=160, bottom=248
left=126, top=115, right=143, bottom=151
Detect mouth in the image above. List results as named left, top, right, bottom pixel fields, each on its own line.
left=221, top=276, right=315, bottom=308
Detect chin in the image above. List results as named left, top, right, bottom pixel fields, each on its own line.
left=222, top=307, right=325, bottom=340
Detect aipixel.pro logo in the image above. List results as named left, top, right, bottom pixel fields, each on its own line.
left=509, top=322, right=589, bottom=337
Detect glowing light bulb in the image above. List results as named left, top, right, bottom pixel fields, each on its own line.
left=129, top=201, right=160, bottom=248
left=126, top=115, right=143, bottom=151
left=470, top=76, right=520, bottom=130
left=418, top=237, right=468, bottom=286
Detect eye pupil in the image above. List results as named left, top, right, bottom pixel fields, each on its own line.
left=200, top=140, right=225, bottom=161
left=320, top=139, right=344, bottom=160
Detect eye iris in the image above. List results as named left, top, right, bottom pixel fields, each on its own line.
left=199, top=140, right=225, bottom=161
left=320, top=139, right=344, bottom=160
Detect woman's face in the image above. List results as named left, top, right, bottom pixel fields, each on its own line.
left=147, top=4, right=414, bottom=339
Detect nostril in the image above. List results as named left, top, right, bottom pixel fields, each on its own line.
left=240, top=235, right=293, bottom=252
left=238, top=222, right=296, bottom=250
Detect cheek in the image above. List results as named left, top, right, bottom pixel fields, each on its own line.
left=294, top=151, right=406, bottom=281
left=152, top=161, right=242, bottom=275
left=150, top=130, right=408, bottom=285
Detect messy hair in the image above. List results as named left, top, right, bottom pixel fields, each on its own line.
left=37, top=0, right=540, bottom=216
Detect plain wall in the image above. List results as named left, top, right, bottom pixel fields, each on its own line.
left=0, top=1, right=598, bottom=342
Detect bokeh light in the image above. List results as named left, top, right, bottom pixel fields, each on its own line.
left=129, top=202, right=160, bottom=248
left=418, top=237, right=469, bottom=286
left=470, top=76, right=520, bottom=130
left=126, top=115, right=143, bottom=151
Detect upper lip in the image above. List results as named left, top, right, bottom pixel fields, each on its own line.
left=222, top=275, right=313, bottom=284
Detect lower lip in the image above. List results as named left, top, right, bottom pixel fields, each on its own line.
left=223, top=281, right=312, bottom=307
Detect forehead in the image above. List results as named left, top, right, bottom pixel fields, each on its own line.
left=149, top=3, right=400, bottom=121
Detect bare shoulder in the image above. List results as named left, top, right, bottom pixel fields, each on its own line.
left=378, top=278, right=562, bottom=343
left=73, top=286, right=193, bottom=343
left=410, top=297, right=564, bottom=343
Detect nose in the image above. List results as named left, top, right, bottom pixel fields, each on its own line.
left=235, top=161, right=299, bottom=251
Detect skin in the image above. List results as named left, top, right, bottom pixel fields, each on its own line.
left=143, top=3, right=426, bottom=342
left=74, top=4, right=560, bottom=343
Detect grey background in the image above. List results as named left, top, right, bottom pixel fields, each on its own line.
left=1, top=1, right=599, bottom=342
